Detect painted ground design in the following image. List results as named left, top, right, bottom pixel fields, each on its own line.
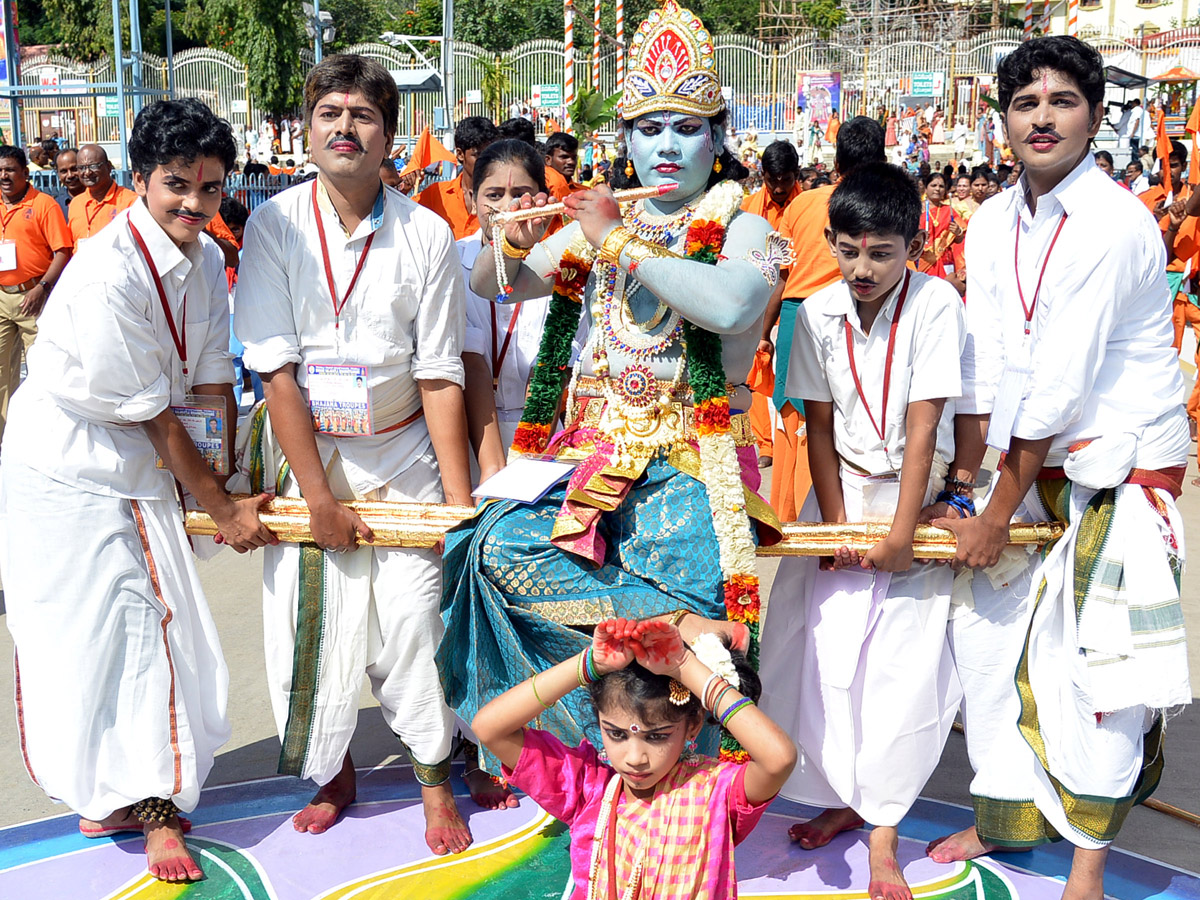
left=2, top=764, right=1197, bottom=900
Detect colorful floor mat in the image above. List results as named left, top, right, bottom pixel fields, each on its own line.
left=2, top=763, right=1196, bottom=900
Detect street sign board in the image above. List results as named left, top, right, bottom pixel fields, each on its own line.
left=911, top=71, right=945, bottom=97
left=532, top=83, right=563, bottom=109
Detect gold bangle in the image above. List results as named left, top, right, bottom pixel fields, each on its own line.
left=599, top=226, right=637, bottom=265
left=624, top=236, right=679, bottom=269
left=531, top=672, right=555, bottom=709
left=501, top=231, right=533, bottom=260
left=668, top=608, right=691, bottom=628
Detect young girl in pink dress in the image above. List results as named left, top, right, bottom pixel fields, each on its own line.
left=472, top=619, right=797, bottom=899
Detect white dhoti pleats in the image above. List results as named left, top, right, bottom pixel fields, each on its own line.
left=261, top=447, right=454, bottom=787
left=2, top=461, right=230, bottom=821
left=761, top=492, right=961, bottom=826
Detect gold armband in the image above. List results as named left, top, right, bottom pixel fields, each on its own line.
left=500, top=231, right=533, bottom=260
left=624, top=237, right=679, bottom=270
left=599, top=226, right=637, bottom=265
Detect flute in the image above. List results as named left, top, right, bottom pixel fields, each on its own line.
left=490, top=183, right=679, bottom=226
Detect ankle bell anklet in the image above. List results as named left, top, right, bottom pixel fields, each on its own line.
left=132, top=796, right=178, bottom=824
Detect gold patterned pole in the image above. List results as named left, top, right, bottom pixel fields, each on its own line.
left=184, top=496, right=1064, bottom=557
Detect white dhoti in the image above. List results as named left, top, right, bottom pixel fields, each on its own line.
left=760, top=486, right=961, bottom=826
left=956, top=472, right=1189, bottom=849
left=2, top=460, right=230, bottom=821
left=260, top=446, right=455, bottom=787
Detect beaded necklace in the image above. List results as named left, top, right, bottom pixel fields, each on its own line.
left=625, top=199, right=696, bottom=246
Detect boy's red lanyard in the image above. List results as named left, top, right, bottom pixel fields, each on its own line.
left=490, top=303, right=521, bottom=386
left=129, top=220, right=188, bottom=375
left=312, top=180, right=376, bottom=329
left=1014, top=212, right=1067, bottom=335
left=844, top=269, right=911, bottom=451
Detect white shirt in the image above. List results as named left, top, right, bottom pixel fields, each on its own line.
left=459, top=232, right=551, bottom=417
left=4, top=200, right=233, bottom=499
left=786, top=269, right=965, bottom=475
left=1130, top=174, right=1150, bottom=195
left=236, top=178, right=465, bottom=494
left=961, top=154, right=1188, bottom=467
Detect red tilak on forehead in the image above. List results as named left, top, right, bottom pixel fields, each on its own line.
left=344, top=92, right=350, bottom=108
left=197, top=161, right=204, bottom=181
left=1042, top=72, right=1048, bottom=94
left=861, top=235, right=868, bottom=249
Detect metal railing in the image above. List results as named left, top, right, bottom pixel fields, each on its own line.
left=10, top=25, right=1200, bottom=145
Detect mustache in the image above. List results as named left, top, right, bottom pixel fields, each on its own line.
left=327, top=132, right=363, bottom=151
left=169, top=208, right=209, bottom=221
left=1024, top=126, right=1063, bottom=142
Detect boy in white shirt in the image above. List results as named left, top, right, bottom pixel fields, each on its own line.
left=760, top=162, right=965, bottom=900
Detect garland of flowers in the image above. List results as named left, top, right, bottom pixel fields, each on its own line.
left=510, top=230, right=596, bottom=455
left=677, top=180, right=762, bottom=763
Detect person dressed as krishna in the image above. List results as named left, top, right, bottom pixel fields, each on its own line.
left=438, top=0, right=791, bottom=763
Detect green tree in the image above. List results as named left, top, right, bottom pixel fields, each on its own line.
left=798, top=0, right=845, bottom=36
left=567, top=83, right=620, bottom=136
left=479, top=54, right=514, bottom=121
left=185, top=0, right=306, bottom=113
left=21, top=0, right=205, bottom=60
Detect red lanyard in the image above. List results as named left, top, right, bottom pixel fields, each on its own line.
left=129, top=220, right=188, bottom=375
left=1014, top=212, right=1067, bottom=335
left=311, top=180, right=376, bottom=329
left=844, top=269, right=911, bottom=450
left=490, top=303, right=521, bottom=384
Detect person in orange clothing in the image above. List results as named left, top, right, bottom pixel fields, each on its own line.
left=202, top=206, right=243, bottom=269
left=0, top=145, right=71, bottom=442
left=767, top=117, right=886, bottom=521
left=67, top=144, right=136, bottom=244
left=417, top=116, right=498, bottom=239
left=742, top=140, right=801, bottom=467
left=1147, top=140, right=1200, bottom=445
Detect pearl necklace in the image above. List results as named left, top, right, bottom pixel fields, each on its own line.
left=598, top=262, right=681, bottom=360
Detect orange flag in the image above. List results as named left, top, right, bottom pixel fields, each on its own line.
left=1186, top=98, right=1200, bottom=185
left=399, top=126, right=457, bottom=178
left=1156, top=106, right=1174, bottom=202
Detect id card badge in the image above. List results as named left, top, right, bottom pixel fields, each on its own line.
left=986, top=336, right=1033, bottom=452
left=157, top=394, right=229, bottom=475
left=307, top=363, right=372, bottom=435
left=862, top=471, right=901, bottom=523
left=0, top=240, right=16, bottom=272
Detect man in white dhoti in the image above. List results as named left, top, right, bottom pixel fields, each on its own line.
left=234, top=54, right=476, bottom=856
left=926, top=36, right=1191, bottom=900
left=760, top=162, right=965, bottom=900
left=1, top=98, right=276, bottom=883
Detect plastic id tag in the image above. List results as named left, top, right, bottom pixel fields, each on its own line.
left=157, top=393, right=229, bottom=475
left=307, top=363, right=372, bottom=435
left=0, top=240, right=16, bottom=272
left=862, top=471, right=901, bottom=523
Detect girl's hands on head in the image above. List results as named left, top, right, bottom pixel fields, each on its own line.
left=628, top=620, right=688, bottom=676
left=593, top=618, right=636, bottom=674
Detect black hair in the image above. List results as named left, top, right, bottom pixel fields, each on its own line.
left=219, top=195, right=250, bottom=228
left=0, top=145, right=26, bottom=167
left=834, top=116, right=886, bottom=175
left=454, top=115, right=499, bottom=153
left=1094, top=150, right=1114, bottom=167
left=997, top=35, right=1105, bottom=115
left=799, top=166, right=816, bottom=182
left=588, top=647, right=761, bottom=728
left=498, top=117, right=537, bottom=146
left=303, top=54, right=400, bottom=141
left=1170, top=139, right=1188, bottom=167
left=828, top=162, right=922, bottom=243
left=811, top=173, right=832, bottom=188
left=924, top=170, right=948, bottom=188
left=617, top=108, right=745, bottom=191
left=761, top=140, right=799, bottom=179
left=1127, top=159, right=1144, bottom=173
left=544, top=131, right=579, bottom=157
left=471, top=138, right=547, bottom=197
left=128, top=98, right=237, bottom=183
left=970, top=165, right=990, bottom=183
left=54, top=146, right=77, bottom=163
left=954, top=173, right=972, bottom=186
left=996, top=163, right=1013, bottom=181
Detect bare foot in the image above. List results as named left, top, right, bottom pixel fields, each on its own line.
left=868, top=825, right=912, bottom=900
left=422, top=781, right=473, bottom=855
left=1061, top=845, right=1108, bottom=900
left=293, top=753, right=356, bottom=835
left=925, top=826, right=1027, bottom=863
left=80, top=809, right=192, bottom=838
left=463, top=767, right=518, bottom=810
left=144, top=816, right=203, bottom=883
left=656, top=611, right=751, bottom=654
left=788, top=807, right=865, bottom=849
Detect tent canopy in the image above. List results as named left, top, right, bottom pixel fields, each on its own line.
left=1152, top=66, right=1200, bottom=83
left=1106, top=66, right=1149, bottom=89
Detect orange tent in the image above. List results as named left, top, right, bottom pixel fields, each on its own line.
left=1152, top=66, right=1200, bottom=83
left=399, top=126, right=457, bottom=178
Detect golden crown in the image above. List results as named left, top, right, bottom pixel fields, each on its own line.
left=620, top=0, right=723, bottom=121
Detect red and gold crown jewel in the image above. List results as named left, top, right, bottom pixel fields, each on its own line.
left=621, top=0, right=723, bottom=120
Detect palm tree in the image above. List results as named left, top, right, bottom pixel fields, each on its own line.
left=479, top=55, right=515, bottom=123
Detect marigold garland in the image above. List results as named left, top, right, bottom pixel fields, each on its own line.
left=510, top=240, right=595, bottom=455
